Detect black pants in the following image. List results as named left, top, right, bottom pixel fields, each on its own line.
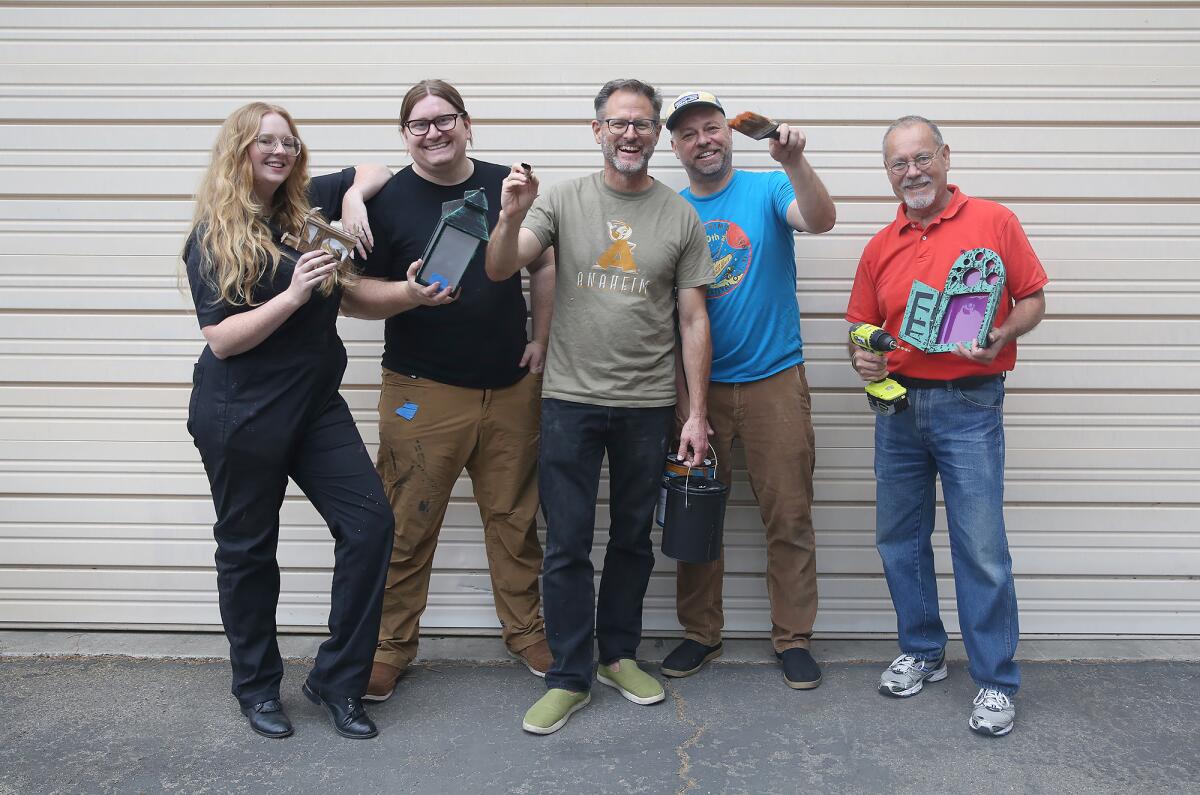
left=190, top=350, right=394, bottom=708
left=538, top=398, right=673, bottom=693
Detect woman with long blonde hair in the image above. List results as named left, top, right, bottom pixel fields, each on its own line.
left=184, top=101, right=393, bottom=740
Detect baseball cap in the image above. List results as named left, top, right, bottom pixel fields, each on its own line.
left=664, top=91, right=725, bottom=130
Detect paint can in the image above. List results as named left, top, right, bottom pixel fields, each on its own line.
left=661, top=475, right=728, bottom=563
left=656, top=453, right=715, bottom=527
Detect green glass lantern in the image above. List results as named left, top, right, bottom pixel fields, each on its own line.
left=416, top=188, right=490, bottom=292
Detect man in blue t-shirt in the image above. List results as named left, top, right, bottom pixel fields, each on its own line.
left=662, top=91, right=837, bottom=689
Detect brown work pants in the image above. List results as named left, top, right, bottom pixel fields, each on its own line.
left=675, top=364, right=819, bottom=652
left=373, top=369, right=546, bottom=670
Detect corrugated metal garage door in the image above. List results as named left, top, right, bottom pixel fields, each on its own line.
left=1, top=3, right=1197, bottom=635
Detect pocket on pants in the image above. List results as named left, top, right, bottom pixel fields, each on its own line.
left=186, top=363, right=204, bottom=438
left=381, top=368, right=423, bottom=389
left=378, top=369, right=424, bottom=420
left=953, top=378, right=1004, bottom=410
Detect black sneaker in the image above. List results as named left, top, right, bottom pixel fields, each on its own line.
left=776, top=647, right=822, bottom=689
left=661, top=639, right=723, bottom=678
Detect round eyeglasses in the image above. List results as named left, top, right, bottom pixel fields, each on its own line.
left=255, top=135, right=302, bottom=157
left=886, top=145, right=944, bottom=176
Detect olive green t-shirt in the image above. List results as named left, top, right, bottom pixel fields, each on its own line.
left=523, top=172, right=713, bottom=407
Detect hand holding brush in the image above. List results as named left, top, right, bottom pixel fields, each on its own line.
left=730, top=111, right=808, bottom=167
left=730, top=110, right=836, bottom=234
left=729, top=111, right=781, bottom=141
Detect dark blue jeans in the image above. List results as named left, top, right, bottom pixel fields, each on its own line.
left=539, top=398, right=673, bottom=693
left=874, top=376, right=1020, bottom=695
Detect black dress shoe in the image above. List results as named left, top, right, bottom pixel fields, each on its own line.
left=302, top=680, right=379, bottom=739
left=240, top=698, right=294, bottom=738
left=776, top=647, right=823, bottom=690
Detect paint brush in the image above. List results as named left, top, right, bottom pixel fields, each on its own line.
left=729, top=111, right=781, bottom=141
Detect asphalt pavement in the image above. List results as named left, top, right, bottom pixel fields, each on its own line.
left=1, top=634, right=1198, bottom=794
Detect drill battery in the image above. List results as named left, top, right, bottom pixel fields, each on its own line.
left=864, top=379, right=909, bottom=415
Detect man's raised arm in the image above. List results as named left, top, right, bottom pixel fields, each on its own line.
left=486, top=163, right=549, bottom=281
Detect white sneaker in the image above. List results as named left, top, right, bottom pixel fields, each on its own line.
left=969, top=688, right=1016, bottom=737
left=878, top=653, right=948, bottom=697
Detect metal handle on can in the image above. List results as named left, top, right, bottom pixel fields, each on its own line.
left=683, top=444, right=719, bottom=508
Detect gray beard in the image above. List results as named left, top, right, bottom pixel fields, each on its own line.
left=903, top=184, right=934, bottom=209
left=603, top=139, right=652, bottom=175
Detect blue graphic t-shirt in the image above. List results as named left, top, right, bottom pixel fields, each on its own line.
left=681, top=169, right=804, bottom=382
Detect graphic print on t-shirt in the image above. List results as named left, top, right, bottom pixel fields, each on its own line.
left=596, top=220, right=638, bottom=271
left=577, top=218, right=649, bottom=295
left=703, top=219, right=752, bottom=300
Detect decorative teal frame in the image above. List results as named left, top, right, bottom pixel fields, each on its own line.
left=899, top=247, right=1007, bottom=353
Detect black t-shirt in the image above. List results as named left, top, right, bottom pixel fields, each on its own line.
left=183, top=168, right=356, bottom=354
left=360, top=160, right=528, bottom=389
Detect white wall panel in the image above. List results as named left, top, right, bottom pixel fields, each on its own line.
left=1, top=2, right=1197, bottom=636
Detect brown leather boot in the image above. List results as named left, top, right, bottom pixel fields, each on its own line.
left=363, top=660, right=404, bottom=702
left=511, top=639, right=553, bottom=678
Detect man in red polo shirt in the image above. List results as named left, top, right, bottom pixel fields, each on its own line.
left=846, top=116, right=1047, bottom=737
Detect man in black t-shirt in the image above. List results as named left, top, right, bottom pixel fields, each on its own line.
left=342, top=129, right=554, bottom=702
left=359, top=160, right=535, bottom=386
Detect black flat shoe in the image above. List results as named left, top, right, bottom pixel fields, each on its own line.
left=302, top=681, right=378, bottom=739
left=240, top=698, right=293, bottom=738
left=661, top=639, right=723, bottom=678
left=776, top=647, right=823, bottom=690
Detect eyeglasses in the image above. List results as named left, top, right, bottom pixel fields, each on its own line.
left=255, top=135, right=302, bottom=157
left=886, top=145, right=944, bottom=176
left=402, top=113, right=465, bottom=136
left=600, top=118, right=659, bottom=136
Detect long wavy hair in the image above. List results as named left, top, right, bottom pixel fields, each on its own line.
left=187, top=102, right=337, bottom=306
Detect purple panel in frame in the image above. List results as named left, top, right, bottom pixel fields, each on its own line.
left=936, top=293, right=989, bottom=346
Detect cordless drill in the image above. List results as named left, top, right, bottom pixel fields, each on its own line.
left=849, top=323, right=909, bottom=415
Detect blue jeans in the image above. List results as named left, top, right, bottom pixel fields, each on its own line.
left=874, top=377, right=1020, bottom=696
left=538, top=398, right=673, bottom=693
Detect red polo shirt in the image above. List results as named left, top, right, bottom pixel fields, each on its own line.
left=845, top=185, right=1048, bottom=380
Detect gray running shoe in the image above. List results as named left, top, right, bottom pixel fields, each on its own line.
left=969, top=688, right=1016, bottom=737
left=878, top=653, right=948, bottom=697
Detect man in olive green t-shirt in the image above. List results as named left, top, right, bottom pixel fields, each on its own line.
left=487, top=78, right=712, bottom=736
